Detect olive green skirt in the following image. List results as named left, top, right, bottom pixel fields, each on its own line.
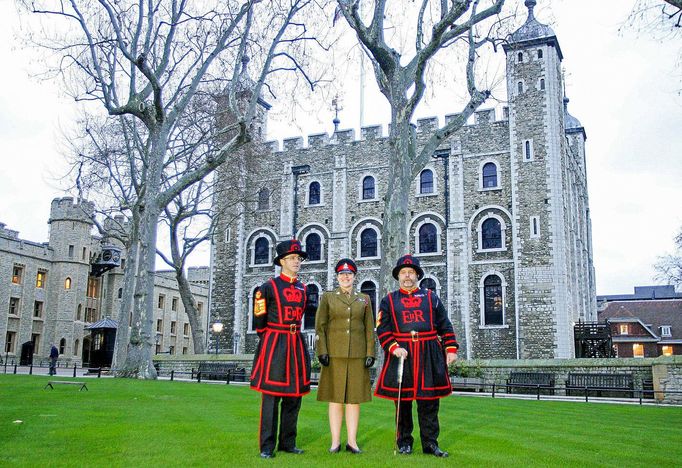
left=316, top=357, right=372, bottom=404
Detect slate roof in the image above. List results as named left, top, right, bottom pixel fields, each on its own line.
left=86, top=317, right=119, bottom=329
left=506, top=0, right=563, bottom=59
left=598, top=299, right=682, bottom=343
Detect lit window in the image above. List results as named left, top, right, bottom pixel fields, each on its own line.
left=481, top=218, right=502, bottom=250
left=254, top=237, right=270, bottom=265
left=12, top=265, right=23, bottom=284
left=419, top=170, right=434, bottom=194
left=619, top=324, right=629, bottom=335
left=482, top=162, right=498, bottom=188
left=483, top=275, right=504, bottom=326
left=64, top=277, right=72, bottom=289
left=87, top=277, right=99, bottom=298
left=418, top=223, right=437, bottom=253
left=359, top=228, right=378, bottom=258
left=662, top=345, right=673, bottom=357
left=308, top=182, right=321, bottom=205
left=633, top=343, right=644, bottom=358
left=362, top=176, right=375, bottom=200
left=305, top=233, right=322, bottom=261
left=36, top=271, right=46, bottom=288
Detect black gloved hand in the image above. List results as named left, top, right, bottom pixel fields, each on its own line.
left=319, top=354, right=330, bottom=367
left=364, top=356, right=375, bottom=368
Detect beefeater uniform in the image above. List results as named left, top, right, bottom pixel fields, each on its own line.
left=250, top=240, right=311, bottom=456
left=375, top=255, right=458, bottom=452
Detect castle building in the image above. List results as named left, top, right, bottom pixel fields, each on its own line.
left=209, top=1, right=597, bottom=359
left=0, top=197, right=208, bottom=364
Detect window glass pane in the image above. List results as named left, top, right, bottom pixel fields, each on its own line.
left=258, top=188, right=269, bottom=210
left=420, top=170, right=433, bottom=194
left=306, top=233, right=321, bottom=261
left=309, top=182, right=320, bottom=205
left=481, top=218, right=502, bottom=249
left=254, top=238, right=269, bottom=264
left=484, top=275, right=503, bottom=326
left=360, top=281, right=377, bottom=319
left=304, top=284, right=319, bottom=329
left=362, top=176, right=375, bottom=200
left=419, top=223, right=437, bottom=253
left=482, top=163, right=497, bottom=188
left=360, top=229, right=377, bottom=257
left=420, top=278, right=437, bottom=292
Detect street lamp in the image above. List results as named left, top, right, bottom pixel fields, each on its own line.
left=211, top=322, right=224, bottom=356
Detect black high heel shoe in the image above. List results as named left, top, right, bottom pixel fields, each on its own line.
left=328, top=445, right=341, bottom=453
left=345, top=444, right=362, bottom=454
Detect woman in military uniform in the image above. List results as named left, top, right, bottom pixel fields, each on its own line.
left=315, top=258, right=375, bottom=454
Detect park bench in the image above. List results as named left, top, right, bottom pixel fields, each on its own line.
left=506, top=372, right=555, bottom=395
left=44, top=381, right=88, bottom=391
left=565, top=372, right=634, bottom=398
left=196, top=362, right=246, bottom=382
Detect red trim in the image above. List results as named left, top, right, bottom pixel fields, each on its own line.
left=279, top=273, right=297, bottom=283
left=270, top=279, right=283, bottom=324
left=427, top=290, right=434, bottom=329
left=388, top=342, right=399, bottom=353
left=254, top=388, right=310, bottom=397
left=399, top=287, right=418, bottom=295
left=446, top=346, right=458, bottom=353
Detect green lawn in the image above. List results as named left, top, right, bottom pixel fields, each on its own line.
left=1, top=375, right=681, bottom=467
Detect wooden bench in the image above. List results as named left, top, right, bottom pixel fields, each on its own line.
left=565, top=373, right=634, bottom=398
left=44, top=381, right=88, bottom=391
left=506, top=372, right=555, bottom=395
left=197, top=362, right=246, bottom=382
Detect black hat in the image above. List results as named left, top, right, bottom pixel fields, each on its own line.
left=335, top=258, right=357, bottom=274
left=392, top=254, right=424, bottom=280
left=273, top=239, right=307, bottom=266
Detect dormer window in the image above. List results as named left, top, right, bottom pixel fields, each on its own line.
left=661, top=326, right=672, bottom=337
left=619, top=324, right=629, bottom=335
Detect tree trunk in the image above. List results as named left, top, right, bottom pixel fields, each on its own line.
left=175, top=268, right=206, bottom=354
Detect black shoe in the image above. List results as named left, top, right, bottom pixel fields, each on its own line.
left=423, top=445, right=449, bottom=458
left=398, top=445, right=412, bottom=455
left=345, top=444, right=362, bottom=454
left=279, top=447, right=304, bottom=454
left=260, top=451, right=275, bottom=459
left=329, top=445, right=341, bottom=453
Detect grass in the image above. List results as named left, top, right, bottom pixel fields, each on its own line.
left=1, top=375, right=681, bottom=467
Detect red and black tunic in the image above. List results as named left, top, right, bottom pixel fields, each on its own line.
left=374, top=288, right=458, bottom=401
left=250, top=274, right=311, bottom=397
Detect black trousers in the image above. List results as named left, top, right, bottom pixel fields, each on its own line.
left=395, top=399, right=440, bottom=450
left=259, top=394, right=302, bottom=453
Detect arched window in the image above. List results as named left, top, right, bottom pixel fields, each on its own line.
left=482, top=162, right=498, bottom=188
left=257, top=187, right=270, bottom=210
left=525, top=140, right=533, bottom=160
left=64, top=277, right=72, bottom=289
left=517, top=51, right=523, bottom=62
left=306, top=233, right=322, bottom=261
left=540, top=78, right=545, bottom=90
left=308, top=182, right=321, bottom=205
left=254, top=237, right=270, bottom=264
left=304, top=284, right=319, bottom=330
left=74, top=339, right=79, bottom=356
left=537, top=49, right=543, bottom=59
left=482, top=218, right=502, bottom=249
left=362, top=176, right=375, bottom=200
left=517, top=81, right=523, bottom=94
left=117, top=288, right=123, bottom=299
left=360, top=228, right=378, bottom=258
left=418, top=223, right=437, bottom=253
left=484, top=275, right=503, bottom=326
left=76, top=304, right=82, bottom=321
left=419, top=169, right=434, bottom=194
left=420, top=277, right=437, bottom=292
left=59, top=338, right=66, bottom=354
left=360, top=281, right=377, bottom=318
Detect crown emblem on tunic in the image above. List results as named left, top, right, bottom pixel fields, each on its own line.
left=401, top=296, right=422, bottom=308
left=283, top=286, right=303, bottom=302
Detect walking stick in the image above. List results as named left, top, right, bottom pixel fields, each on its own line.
left=394, top=355, right=405, bottom=455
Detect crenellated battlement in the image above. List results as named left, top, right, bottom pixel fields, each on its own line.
left=264, top=107, right=508, bottom=153
left=48, top=197, right=95, bottom=225
left=0, top=222, right=19, bottom=240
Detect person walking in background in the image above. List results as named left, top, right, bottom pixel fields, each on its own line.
left=315, top=258, right=375, bottom=454
left=249, top=239, right=311, bottom=459
left=374, top=255, right=458, bottom=458
left=49, top=344, right=59, bottom=376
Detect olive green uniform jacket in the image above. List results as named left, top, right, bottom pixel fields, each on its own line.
left=315, top=288, right=376, bottom=403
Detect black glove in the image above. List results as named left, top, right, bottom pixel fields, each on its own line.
left=364, top=356, right=375, bottom=368
left=319, top=354, right=330, bottom=367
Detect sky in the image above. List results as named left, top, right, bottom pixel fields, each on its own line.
left=1, top=1, right=681, bottom=295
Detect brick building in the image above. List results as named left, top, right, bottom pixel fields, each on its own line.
left=209, top=1, right=597, bottom=359
left=1, top=197, right=208, bottom=364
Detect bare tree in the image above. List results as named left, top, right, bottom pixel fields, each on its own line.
left=623, top=1, right=682, bottom=40
left=21, top=0, right=326, bottom=378
left=335, top=0, right=505, bottom=294
left=655, top=227, right=682, bottom=289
